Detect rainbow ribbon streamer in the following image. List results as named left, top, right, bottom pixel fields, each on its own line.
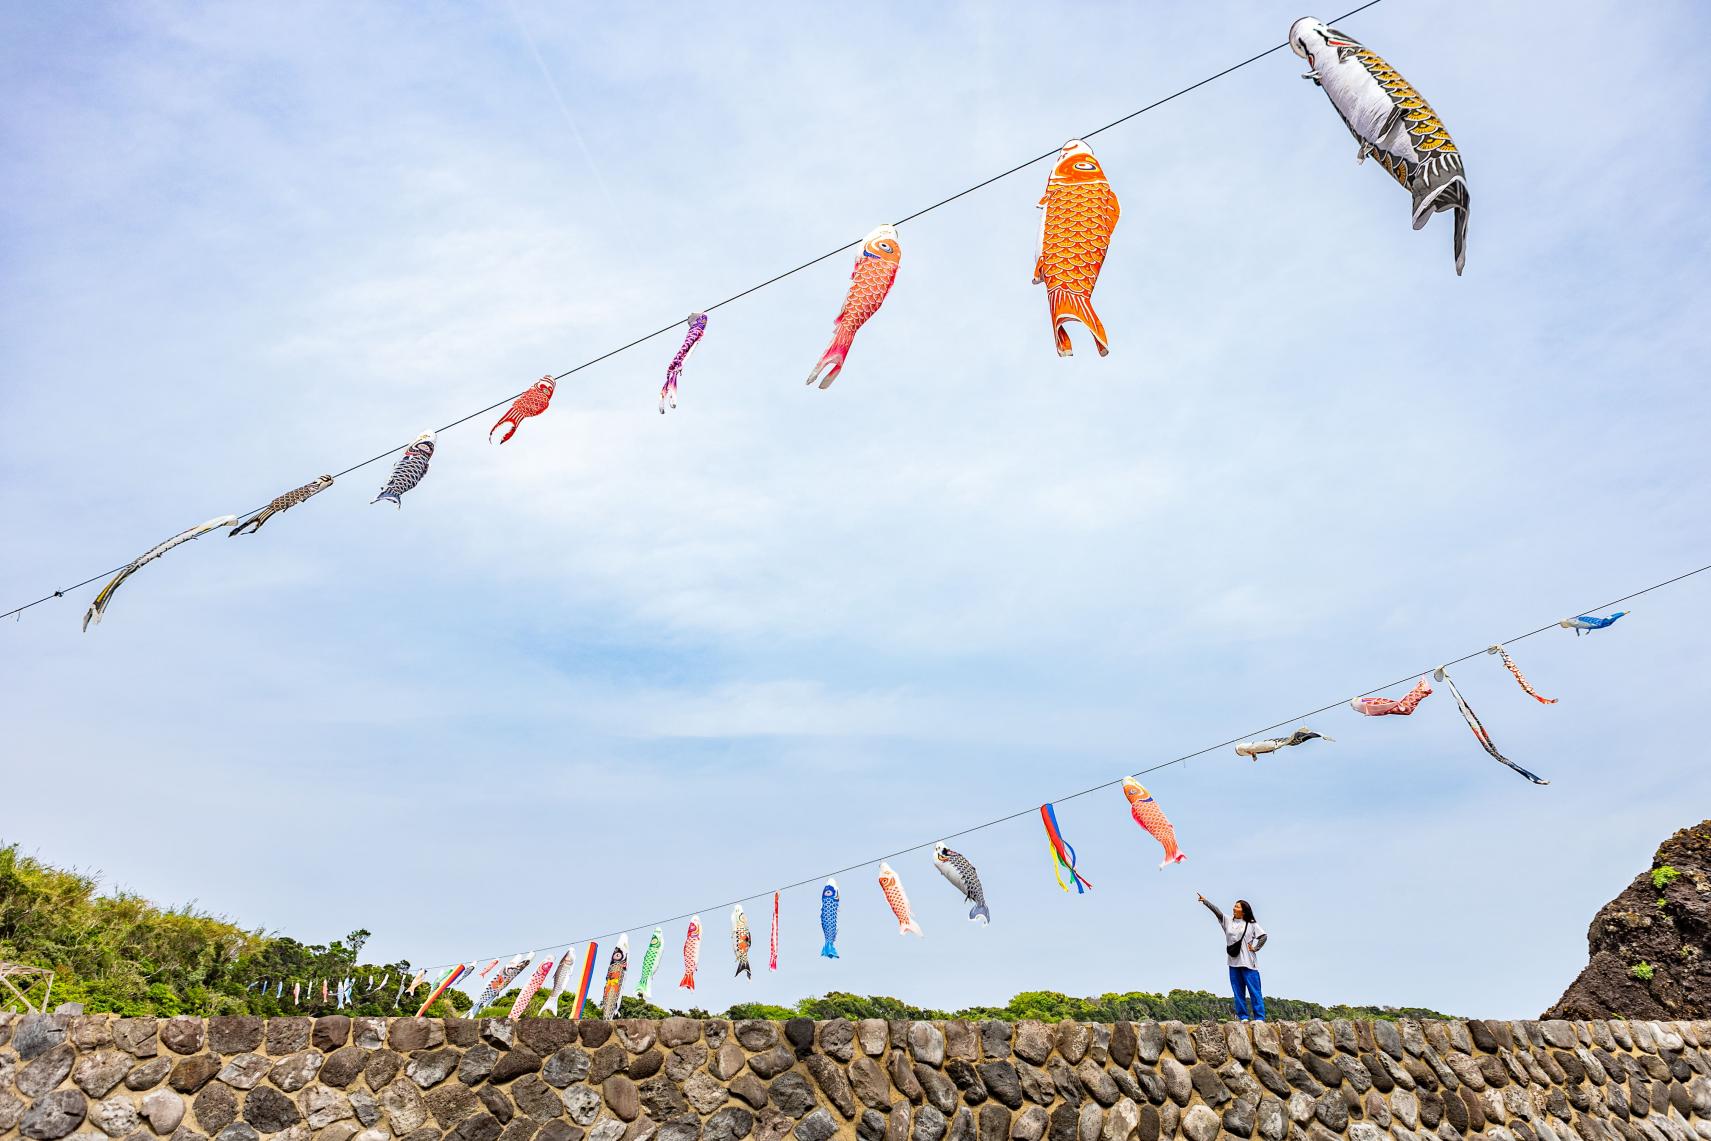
left=414, top=963, right=463, bottom=1017
left=1040, top=803, right=1092, bottom=893
left=571, top=940, right=598, bottom=1019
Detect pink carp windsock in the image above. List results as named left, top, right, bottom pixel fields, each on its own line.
left=507, top=957, right=554, bottom=1021
left=661, top=313, right=708, bottom=413
left=372, top=432, right=436, bottom=507
left=1351, top=676, right=1432, bottom=716
left=471, top=952, right=532, bottom=1016
left=230, top=475, right=333, bottom=536
left=599, top=935, right=629, bottom=1019
left=1235, top=727, right=1333, bottom=760
left=877, top=862, right=923, bottom=937
left=477, top=959, right=500, bottom=979
left=82, top=514, right=239, bottom=631
left=1433, top=667, right=1550, bottom=785
left=490, top=376, right=556, bottom=444
left=1487, top=645, right=1556, bottom=704
left=1122, top=778, right=1186, bottom=868
left=806, top=225, right=902, bottom=389
left=540, top=948, right=577, bottom=1016
left=679, top=916, right=701, bottom=991
left=769, top=891, right=780, bottom=972
left=731, top=905, right=752, bottom=979
left=571, top=941, right=598, bottom=1019
left=1040, top=803, right=1092, bottom=893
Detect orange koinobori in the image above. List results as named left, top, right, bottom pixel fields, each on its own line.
left=1122, top=778, right=1187, bottom=869
left=1035, top=139, right=1121, bottom=357
left=806, top=225, right=902, bottom=389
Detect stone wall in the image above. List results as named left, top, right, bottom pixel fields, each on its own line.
left=3, top=1014, right=1709, bottom=1141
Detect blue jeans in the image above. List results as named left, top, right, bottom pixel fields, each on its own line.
left=1229, top=966, right=1265, bottom=1021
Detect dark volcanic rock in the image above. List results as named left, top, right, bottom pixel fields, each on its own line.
left=1545, top=817, right=1711, bottom=1019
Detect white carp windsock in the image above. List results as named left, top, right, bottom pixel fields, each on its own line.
left=1290, top=17, right=1468, bottom=274
left=1235, top=727, right=1333, bottom=760
left=1433, top=666, right=1550, bottom=785
left=932, top=844, right=991, bottom=925
left=470, top=952, right=532, bottom=1016
left=540, top=947, right=577, bottom=1016
left=507, top=957, right=554, bottom=1021
left=877, top=862, right=924, bottom=936
left=83, top=514, right=239, bottom=631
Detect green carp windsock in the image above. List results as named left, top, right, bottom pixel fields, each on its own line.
left=636, top=929, right=664, bottom=1001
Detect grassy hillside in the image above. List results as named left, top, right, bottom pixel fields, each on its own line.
left=1, top=844, right=1451, bottom=1021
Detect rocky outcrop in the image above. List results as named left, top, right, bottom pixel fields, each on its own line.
left=5, top=1013, right=1711, bottom=1141
left=1546, top=818, right=1711, bottom=1021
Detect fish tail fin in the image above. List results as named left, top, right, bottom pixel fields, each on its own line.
left=807, top=329, right=854, bottom=389
left=372, top=491, right=401, bottom=507
left=970, top=903, right=991, bottom=926
left=1049, top=288, right=1109, bottom=357
left=1411, top=173, right=1468, bottom=276
left=229, top=511, right=269, bottom=537
left=1159, top=851, right=1188, bottom=870
left=489, top=419, right=517, bottom=445
left=821, top=941, right=839, bottom=959
left=901, top=918, right=924, bottom=937
left=680, top=971, right=695, bottom=991
left=736, top=962, right=750, bottom=979
left=542, top=995, right=558, bottom=1017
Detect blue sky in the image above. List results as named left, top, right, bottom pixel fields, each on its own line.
left=3, top=0, right=1710, bottom=1019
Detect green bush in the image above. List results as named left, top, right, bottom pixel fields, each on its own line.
left=1652, top=866, right=1680, bottom=890
left=1630, top=962, right=1654, bottom=981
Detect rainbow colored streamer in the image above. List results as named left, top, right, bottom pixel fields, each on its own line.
left=1040, top=803, right=1092, bottom=893
left=414, top=963, right=463, bottom=1017
left=571, top=940, right=598, bottom=1019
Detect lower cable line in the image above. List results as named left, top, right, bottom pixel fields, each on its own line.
left=412, top=558, right=1710, bottom=974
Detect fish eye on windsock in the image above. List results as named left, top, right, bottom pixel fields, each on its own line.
left=1289, top=14, right=1468, bottom=275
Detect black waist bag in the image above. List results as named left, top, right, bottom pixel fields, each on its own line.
left=1227, top=921, right=1249, bottom=958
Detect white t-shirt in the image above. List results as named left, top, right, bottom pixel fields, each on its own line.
left=1223, top=917, right=1267, bottom=970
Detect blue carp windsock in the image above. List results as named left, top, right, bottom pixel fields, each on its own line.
left=372, top=432, right=436, bottom=507
left=1560, top=611, right=1626, bottom=636
left=1433, top=666, right=1550, bottom=785
left=1351, top=676, right=1432, bottom=716
left=1290, top=17, right=1468, bottom=274
left=540, top=948, right=577, bottom=1016
left=636, top=928, right=664, bottom=1000
left=661, top=313, right=708, bottom=413
left=230, top=476, right=333, bottom=536
left=819, top=880, right=841, bottom=959
left=507, top=957, right=554, bottom=1021
left=82, top=514, right=239, bottom=631
left=932, top=843, right=991, bottom=925
left=1487, top=645, right=1556, bottom=704
left=599, top=935, right=629, bottom=1019
left=1235, top=727, right=1333, bottom=760
left=731, top=904, right=753, bottom=978
left=471, top=952, right=532, bottom=1016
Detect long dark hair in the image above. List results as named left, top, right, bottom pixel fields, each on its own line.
left=1235, top=899, right=1256, bottom=922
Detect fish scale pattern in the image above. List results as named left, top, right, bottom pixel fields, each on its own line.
left=1038, top=181, right=1119, bottom=298
left=1355, top=48, right=1460, bottom=191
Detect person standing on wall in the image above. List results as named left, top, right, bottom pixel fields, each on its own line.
left=1198, top=893, right=1268, bottom=1021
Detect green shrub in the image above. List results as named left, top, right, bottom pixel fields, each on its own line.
left=1652, top=866, right=1680, bottom=890
left=1631, top=962, right=1655, bottom=981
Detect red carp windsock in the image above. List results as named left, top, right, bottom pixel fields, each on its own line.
left=1487, top=645, right=1556, bottom=704
left=1122, top=778, right=1186, bottom=868
left=490, top=376, right=556, bottom=445
left=1350, top=676, right=1432, bottom=716
left=806, top=225, right=901, bottom=389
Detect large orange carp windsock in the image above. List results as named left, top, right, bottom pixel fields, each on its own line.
left=1035, top=140, right=1120, bottom=357
left=1122, top=778, right=1186, bottom=869
left=806, top=225, right=902, bottom=389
